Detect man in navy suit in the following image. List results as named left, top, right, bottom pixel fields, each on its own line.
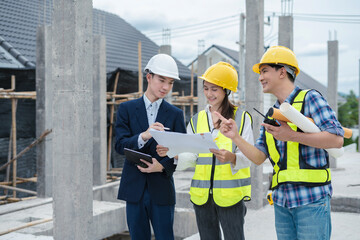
left=115, top=54, right=186, bottom=240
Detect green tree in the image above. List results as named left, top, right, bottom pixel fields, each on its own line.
left=338, top=90, right=359, bottom=128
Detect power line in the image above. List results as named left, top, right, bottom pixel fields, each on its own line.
left=144, top=14, right=239, bottom=35
left=150, top=22, right=239, bottom=40
left=146, top=16, right=239, bottom=37
left=146, top=12, right=360, bottom=41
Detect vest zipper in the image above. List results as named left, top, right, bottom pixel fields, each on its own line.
left=209, top=155, right=216, bottom=194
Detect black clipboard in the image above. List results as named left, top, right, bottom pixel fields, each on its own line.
left=124, top=148, right=153, bottom=168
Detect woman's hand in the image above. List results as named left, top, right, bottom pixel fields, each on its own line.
left=210, top=148, right=236, bottom=164
left=156, top=145, right=169, bottom=157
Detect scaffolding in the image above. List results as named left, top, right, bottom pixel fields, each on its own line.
left=0, top=59, right=198, bottom=204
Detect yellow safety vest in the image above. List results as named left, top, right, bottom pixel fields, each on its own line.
left=189, top=107, right=252, bottom=207
left=265, top=89, right=331, bottom=189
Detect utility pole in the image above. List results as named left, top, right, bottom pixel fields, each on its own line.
left=238, top=13, right=246, bottom=104
left=327, top=32, right=339, bottom=168
left=160, top=28, right=173, bottom=104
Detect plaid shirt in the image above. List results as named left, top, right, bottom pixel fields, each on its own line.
left=255, top=86, right=344, bottom=208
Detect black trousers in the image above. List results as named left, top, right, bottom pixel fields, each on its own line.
left=193, top=195, right=247, bottom=240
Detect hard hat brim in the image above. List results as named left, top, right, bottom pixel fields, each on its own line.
left=252, top=63, right=261, bottom=74
left=198, top=76, right=238, bottom=92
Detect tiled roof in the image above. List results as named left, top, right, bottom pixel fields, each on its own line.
left=0, top=0, right=191, bottom=77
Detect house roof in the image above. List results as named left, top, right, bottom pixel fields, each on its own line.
left=188, top=44, right=239, bottom=67
left=0, top=0, right=191, bottom=77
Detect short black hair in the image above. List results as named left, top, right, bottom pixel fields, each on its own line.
left=267, top=64, right=295, bottom=83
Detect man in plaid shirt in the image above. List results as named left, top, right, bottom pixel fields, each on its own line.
left=215, top=46, right=344, bottom=240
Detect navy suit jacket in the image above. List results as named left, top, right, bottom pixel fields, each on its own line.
left=115, top=96, right=186, bottom=205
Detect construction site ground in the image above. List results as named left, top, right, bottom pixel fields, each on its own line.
left=0, top=150, right=359, bottom=240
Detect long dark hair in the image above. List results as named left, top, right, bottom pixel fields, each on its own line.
left=214, top=90, right=236, bottom=129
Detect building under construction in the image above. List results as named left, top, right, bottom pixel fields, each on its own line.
left=0, top=0, right=359, bottom=239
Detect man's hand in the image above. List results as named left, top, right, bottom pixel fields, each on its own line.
left=141, top=122, right=167, bottom=141
left=262, top=121, right=294, bottom=142
left=210, top=148, right=236, bottom=164
left=137, top=158, right=164, bottom=173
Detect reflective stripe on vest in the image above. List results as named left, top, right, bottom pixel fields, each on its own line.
left=265, top=89, right=331, bottom=189
left=189, top=108, right=252, bottom=207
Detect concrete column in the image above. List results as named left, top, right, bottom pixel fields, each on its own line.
left=93, top=35, right=107, bottom=186
left=238, top=13, right=246, bottom=104
left=278, top=16, right=293, bottom=49
left=159, top=45, right=171, bottom=55
left=245, top=0, right=264, bottom=209
left=36, top=25, right=53, bottom=198
left=327, top=40, right=339, bottom=168
left=159, top=45, right=173, bottom=104
left=52, top=0, right=93, bottom=239
left=327, top=40, right=339, bottom=116
left=197, top=54, right=207, bottom=111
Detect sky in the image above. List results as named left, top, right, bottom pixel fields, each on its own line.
left=93, top=0, right=360, bottom=96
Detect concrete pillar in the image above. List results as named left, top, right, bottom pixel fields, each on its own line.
left=197, top=54, right=207, bottom=111
left=159, top=45, right=171, bottom=55
left=36, top=25, right=53, bottom=198
left=52, top=0, right=93, bottom=239
left=93, top=35, right=107, bottom=186
left=327, top=40, right=339, bottom=168
left=245, top=0, right=264, bottom=209
left=278, top=16, right=293, bottom=50
left=159, top=45, right=173, bottom=104
left=327, top=40, right=339, bottom=116
left=238, top=13, right=246, bottom=104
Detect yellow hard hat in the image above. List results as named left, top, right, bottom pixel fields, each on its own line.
left=199, top=62, right=238, bottom=92
left=252, top=46, right=300, bottom=77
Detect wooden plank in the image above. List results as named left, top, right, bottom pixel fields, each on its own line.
left=0, top=185, right=37, bottom=195
left=0, top=218, right=52, bottom=236
left=11, top=98, right=17, bottom=198
left=107, top=72, right=120, bottom=171
left=0, top=129, right=52, bottom=172
left=138, top=41, right=143, bottom=93
left=16, top=177, right=37, bottom=183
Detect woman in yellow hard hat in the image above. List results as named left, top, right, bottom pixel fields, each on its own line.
left=157, top=61, right=254, bottom=240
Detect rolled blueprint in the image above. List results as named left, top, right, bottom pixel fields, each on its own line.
left=267, top=107, right=352, bottom=138
left=279, top=102, right=344, bottom=158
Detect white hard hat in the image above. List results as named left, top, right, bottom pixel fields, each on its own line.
left=144, top=54, right=180, bottom=80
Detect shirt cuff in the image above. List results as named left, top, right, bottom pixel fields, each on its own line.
left=137, top=134, right=148, bottom=149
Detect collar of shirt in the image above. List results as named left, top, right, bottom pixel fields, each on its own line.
left=274, top=85, right=301, bottom=108
left=143, top=94, right=163, bottom=125
left=143, top=94, right=163, bottom=111
left=205, top=104, right=219, bottom=137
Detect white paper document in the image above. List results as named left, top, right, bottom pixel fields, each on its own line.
left=150, top=129, right=219, bottom=158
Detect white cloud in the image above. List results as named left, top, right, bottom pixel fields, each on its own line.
left=93, top=0, right=360, bottom=95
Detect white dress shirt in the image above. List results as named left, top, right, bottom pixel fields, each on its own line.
left=137, top=94, right=163, bottom=149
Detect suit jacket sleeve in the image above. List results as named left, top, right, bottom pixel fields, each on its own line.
left=114, top=102, right=140, bottom=155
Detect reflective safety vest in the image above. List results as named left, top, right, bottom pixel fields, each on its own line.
left=189, top=107, right=252, bottom=207
left=265, top=89, right=331, bottom=189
